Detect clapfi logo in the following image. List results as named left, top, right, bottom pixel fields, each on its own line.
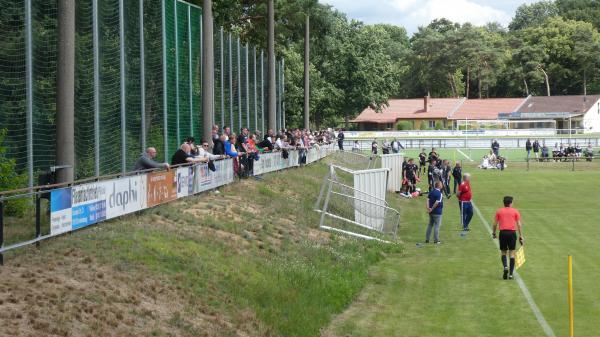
left=109, top=178, right=139, bottom=211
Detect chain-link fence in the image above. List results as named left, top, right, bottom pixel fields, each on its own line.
left=0, top=0, right=286, bottom=190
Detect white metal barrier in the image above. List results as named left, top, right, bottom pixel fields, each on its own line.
left=315, top=164, right=399, bottom=242
left=379, top=153, right=404, bottom=192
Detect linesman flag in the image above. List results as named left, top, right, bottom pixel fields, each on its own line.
left=515, top=246, right=526, bottom=270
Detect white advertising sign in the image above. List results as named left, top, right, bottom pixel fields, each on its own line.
left=105, top=175, right=147, bottom=219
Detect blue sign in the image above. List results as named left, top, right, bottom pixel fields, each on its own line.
left=72, top=200, right=106, bottom=230
left=50, top=188, right=72, bottom=212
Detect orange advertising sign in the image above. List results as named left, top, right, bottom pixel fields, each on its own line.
left=147, top=171, right=177, bottom=207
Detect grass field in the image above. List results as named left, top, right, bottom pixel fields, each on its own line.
left=2, top=156, right=600, bottom=337
left=325, top=166, right=600, bottom=337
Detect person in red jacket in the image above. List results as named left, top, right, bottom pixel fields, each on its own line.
left=457, top=173, right=473, bottom=231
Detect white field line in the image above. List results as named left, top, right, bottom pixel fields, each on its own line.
left=472, top=202, right=556, bottom=337
left=456, top=149, right=474, bottom=162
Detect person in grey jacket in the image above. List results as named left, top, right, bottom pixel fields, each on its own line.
left=133, top=147, right=170, bottom=171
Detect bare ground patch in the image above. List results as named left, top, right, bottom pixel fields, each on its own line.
left=0, top=248, right=244, bottom=337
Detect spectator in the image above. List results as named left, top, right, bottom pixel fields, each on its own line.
left=211, top=125, right=220, bottom=142
left=425, top=181, right=444, bottom=244
left=441, top=160, right=451, bottom=198
left=541, top=143, right=549, bottom=161
left=224, top=134, right=239, bottom=158
left=197, top=140, right=226, bottom=161
left=391, top=138, right=403, bottom=153
left=352, top=140, right=360, bottom=152
left=171, top=143, right=207, bottom=166
left=452, top=162, right=462, bottom=194
left=337, top=128, right=345, bottom=151
left=491, top=139, right=500, bottom=157
left=133, top=147, right=170, bottom=171
left=525, top=139, right=532, bottom=159
left=371, top=140, right=378, bottom=156
left=532, top=139, right=540, bottom=159
left=382, top=139, right=391, bottom=154
left=223, top=126, right=231, bottom=136
left=584, top=144, right=594, bottom=161
left=213, top=134, right=226, bottom=155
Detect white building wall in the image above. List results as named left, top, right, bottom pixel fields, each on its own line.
left=583, top=99, right=600, bottom=133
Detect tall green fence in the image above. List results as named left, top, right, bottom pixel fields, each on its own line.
left=0, top=0, right=285, bottom=189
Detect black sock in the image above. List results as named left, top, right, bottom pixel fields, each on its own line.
left=510, top=258, right=515, bottom=274
left=501, top=255, right=507, bottom=268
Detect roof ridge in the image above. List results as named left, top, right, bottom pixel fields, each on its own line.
left=447, top=97, right=466, bottom=118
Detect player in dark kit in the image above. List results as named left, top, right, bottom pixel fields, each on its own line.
left=418, top=149, right=427, bottom=176
left=427, top=159, right=441, bottom=192
left=492, top=196, right=524, bottom=280
left=404, top=158, right=418, bottom=193
left=428, top=148, right=439, bottom=163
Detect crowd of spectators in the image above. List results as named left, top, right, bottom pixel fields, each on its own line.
left=526, top=138, right=595, bottom=162
left=133, top=126, right=336, bottom=177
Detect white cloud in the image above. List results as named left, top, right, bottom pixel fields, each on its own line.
left=321, top=0, right=526, bottom=34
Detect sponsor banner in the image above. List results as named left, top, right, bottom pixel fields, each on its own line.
left=254, top=152, right=288, bottom=175
left=50, top=188, right=72, bottom=236
left=306, top=148, right=319, bottom=164
left=105, top=175, right=147, bottom=220
left=71, top=182, right=108, bottom=230
left=147, top=170, right=177, bottom=207
left=193, top=159, right=234, bottom=194
left=176, top=167, right=195, bottom=198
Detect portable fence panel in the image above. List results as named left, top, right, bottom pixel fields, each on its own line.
left=353, top=169, right=389, bottom=231
left=380, top=154, right=404, bottom=192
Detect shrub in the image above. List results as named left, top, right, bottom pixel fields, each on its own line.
left=434, top=120, right=444, bottom=130
left=0, top=129, right=29, bottom=216
left=396, top=121, right=413, bottom=130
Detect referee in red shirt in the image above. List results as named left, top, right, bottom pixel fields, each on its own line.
left=492, top=196, right=524, bottom=280
left=457, top=173, right=473, bottom=231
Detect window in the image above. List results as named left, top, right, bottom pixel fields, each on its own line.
left=428, top=120, right=436, bottom=129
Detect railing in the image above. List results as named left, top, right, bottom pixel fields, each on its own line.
left=0, top=144, right=335, bottom=264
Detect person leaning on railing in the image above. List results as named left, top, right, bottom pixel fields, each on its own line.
left=197, top=140, right=226, bottom=161
left=171, top=143, right=208, bottom=166
left=133, top=147, right=170, bottom=171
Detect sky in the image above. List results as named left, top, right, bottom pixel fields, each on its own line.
left=321, top=0, right=538, bottom=35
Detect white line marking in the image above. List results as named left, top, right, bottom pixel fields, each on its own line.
left=472, top=202, right=556, bottom=337
left=456, top=149, right=474, bottom=162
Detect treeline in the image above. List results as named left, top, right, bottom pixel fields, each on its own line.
left=200, top=0, right=600, bottom=128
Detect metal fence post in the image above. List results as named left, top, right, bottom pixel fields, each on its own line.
left=35, top=194, right=41, bottom=247
left=25, top=0, right=34, bottom=188
left=253, top=46, right=257, bottom=132
left=174, top=0, right=181, bottom=145
left=93, top=0, right=101, bottom=175
left=228, top=33, right=233, bottom=130
left=162, top=0, right=169, bottom=160
left=220, top=27, right=224, bottom=128
left=119, top=0, right=127, bottom=173
left=140, top=0, right=146, bottom=151
left=245, top=43, right=250, bottom=130
left=188, top=6, right=194, bottom=137
left=237, top=37, right=242, bottom=130
left=0, top=201, right=4, bottom=265
left=282, top=58, right=285, bottom=130
left=261, top=50, right=264, bottom=133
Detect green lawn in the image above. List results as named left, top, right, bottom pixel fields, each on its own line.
left=325, top=167, right=600, bottom=337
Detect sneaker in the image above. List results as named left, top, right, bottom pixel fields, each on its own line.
left=434, top=241, right=442, bottom=245
left=508, top=274, right=514, bottom=280
left=503, top=268, right=508, bottom=280
left=463, top=228, right=470, bottom=231
left=425, top=240, right=430, bottom=244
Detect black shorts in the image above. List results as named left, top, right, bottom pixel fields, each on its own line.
left=499, top=230, right=517, bottom=251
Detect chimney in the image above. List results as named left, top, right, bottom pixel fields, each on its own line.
left=424, top=95, right=429, bottom=112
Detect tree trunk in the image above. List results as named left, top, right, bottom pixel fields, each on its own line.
left=465, top=66, right=470, bottom=98
left=478, top=70, right=482, bottom=99
left=583, top=70, right=587, bottom=96
left=448, top=73, right=456, bottom=97
left=538, top=66, right=550, bottom=96
left=523, top=77, right=529, bottom=96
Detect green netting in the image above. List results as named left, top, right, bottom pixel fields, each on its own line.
left=0, top=0, right=283, bottom=190
left=0, top=0, right=28, bottom=175
left=74, top=0, right=95, bottom=179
